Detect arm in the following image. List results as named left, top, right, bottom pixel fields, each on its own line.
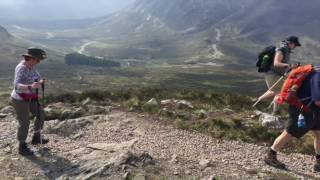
left=273, top=51, right=290, bottom=68
left=14, top=66, right=42, bottom=91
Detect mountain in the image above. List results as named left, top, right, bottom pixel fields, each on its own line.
left=75, top=0, right=320, bottom=64
left=0, top=25, right=11, bottom=41
left=5, top=0, right=320, bottom=64
left=0, top=0, right=135, bottom=20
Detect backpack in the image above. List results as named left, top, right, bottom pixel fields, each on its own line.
left=256, top=46, right=287, bottom=73
left=256, top=46, right=276, bottom=73
left=276, top=64, right=314, bottom=112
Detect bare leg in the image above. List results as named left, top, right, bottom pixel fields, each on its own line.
left=265, top=130, right=292, bottom=169
left=313, top=131, right=320, bottom=154
left=258, top=90, right=275, bottom=102
left=313, top=131, right=320, bottom=172
left=271, top=130, right=293, bottom=152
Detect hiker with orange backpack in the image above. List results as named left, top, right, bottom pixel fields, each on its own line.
left=264, top=64, right=320, bottom=172
left=254, top=36, right=301, bottom=114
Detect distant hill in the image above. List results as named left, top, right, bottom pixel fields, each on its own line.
left=74, top=0, right=320, bottom=63
left=0, top=25, right=11, bottom=41
left=5, top=0, right=320, bottom=64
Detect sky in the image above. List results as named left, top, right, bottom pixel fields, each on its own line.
left=0, top=0, right=135, bottom=20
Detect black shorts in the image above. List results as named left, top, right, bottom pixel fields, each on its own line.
left=286, top=106, right=320, bottom=138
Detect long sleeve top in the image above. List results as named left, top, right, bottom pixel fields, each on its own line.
left=11, top=61, right=41, bottom=100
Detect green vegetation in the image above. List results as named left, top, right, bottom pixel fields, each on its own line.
left=65, top=53, right=120, bottom=67
left=41, top=88, right=317, bottom=155
left=0, top=85, right=317, bottom=155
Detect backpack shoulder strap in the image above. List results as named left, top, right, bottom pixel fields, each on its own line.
left=276, top=46, right=289, bottom=60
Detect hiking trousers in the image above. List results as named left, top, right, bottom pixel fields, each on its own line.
left=11, top=98, right=45, bottom=143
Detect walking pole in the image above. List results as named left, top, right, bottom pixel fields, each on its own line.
left=252, top=75, right=285, bottom=107
left=41, top=79, right=45, bottom=107
left=252, top=67, right=295, bottom=108
left=35, top=79, right=42, bottom=144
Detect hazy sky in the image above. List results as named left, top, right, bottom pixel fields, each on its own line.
left=0, top=0, right=135, bottom=20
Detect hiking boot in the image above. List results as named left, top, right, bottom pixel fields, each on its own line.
left=31, top=134, right=49, bottom=145
left=314, top=159, right=320, bottom=172
left=264, top=149, right=286, bottom=169
left=18, top=143, right=34, bottom=156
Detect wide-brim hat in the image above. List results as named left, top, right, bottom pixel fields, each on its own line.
left=286, top=36, right=301, bottom=47
left=22, top=47, right=47, bottom=60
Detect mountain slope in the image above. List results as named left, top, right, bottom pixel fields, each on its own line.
left=81, top=0, right=320, bottom=63
left=0, top=25, right=10, bottom=41
left=5, top=0, right=320, bottom=64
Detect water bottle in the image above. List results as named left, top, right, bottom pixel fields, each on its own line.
left=297, top=114, right=305, bottom=128
left=261, top=55, right=269, bottom=66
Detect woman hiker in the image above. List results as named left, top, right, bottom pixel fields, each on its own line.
left=11, top=47, right=49, bottom=156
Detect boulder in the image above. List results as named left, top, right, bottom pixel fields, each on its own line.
left=0, top=106, right=15, bottom=114
left=87, top=105, right=112, bottom=115
left=159, top=108, right=175, bottom=117
left=59, top=140, right=156, bottom=179
left=81, top=97, right=91, bottom=106
left=126, top=96, right=140, bottom=111
left=223, top=108, right=234, bottom=115
left=142, top=98, right=159, bottom=113
left=61, top=108, right=84, bottom=120
left=175, top=100, right=194, bottom=109
left=195, top=109, right=208, bottom=118
left=259, top=113, right=283, bottom=129
left=0, top=113, right=7, bottom=118
left=199, top=159, right=213, bottom=169
left=46, top=116, right=96, bottom=136
left=160, top=99, right=175, bottom=107
left=176, top=112, right=192, bottom=120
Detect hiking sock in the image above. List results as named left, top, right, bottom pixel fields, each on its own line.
left=270, top=147, right=277, bottom=155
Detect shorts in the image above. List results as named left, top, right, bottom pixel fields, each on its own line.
left=286, top=106, right=320, bottom=138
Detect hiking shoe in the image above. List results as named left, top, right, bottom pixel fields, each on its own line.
left=18, top=143, right=34, bottom=156
left=264, top=149, right=286, bottom=169
left=314, top=159, right=320, bottom=172
left=31, top=134, right=49, bottom=145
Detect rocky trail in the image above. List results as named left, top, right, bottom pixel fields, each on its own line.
left=1, top=101, right=320, bottom=180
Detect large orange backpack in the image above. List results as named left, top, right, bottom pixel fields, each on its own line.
left=276, top=64, right=314, bottom=112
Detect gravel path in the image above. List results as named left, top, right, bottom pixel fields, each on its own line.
left=1, top=110, right=320, bottom=179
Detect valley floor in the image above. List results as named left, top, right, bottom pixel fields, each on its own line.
left=1, top=106, right=320, bottom=179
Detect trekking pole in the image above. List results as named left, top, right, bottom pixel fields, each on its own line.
left=252, top=67, right=295, bottom=108
left=35, top=79, right=42, bottom=144
left=41, top=79, right=45, bottom=107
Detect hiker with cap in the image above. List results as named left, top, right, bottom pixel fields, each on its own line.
left=11, top=47, right=49, bottom=156
left=257, top=36, right=301, bottom=114
left=264, top=65, right=320, bottom=172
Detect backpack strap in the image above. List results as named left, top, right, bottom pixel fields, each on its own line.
left=276, top=46, right=289, bottom=62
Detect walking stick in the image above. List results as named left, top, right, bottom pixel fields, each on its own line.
left=34, top=79, right=42, bottom=144
left=41, top=79, right=45, bottom=107
left=252, top=67, right=295, bottom=108
left=252, top=76, right=285, bottom=107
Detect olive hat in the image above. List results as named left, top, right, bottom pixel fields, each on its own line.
left=22, top=47, right=47, bottom=60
